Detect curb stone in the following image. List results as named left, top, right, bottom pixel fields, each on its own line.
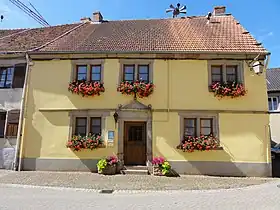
left=1, top=181, right=280, bottom=194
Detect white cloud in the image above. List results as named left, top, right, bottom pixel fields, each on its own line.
left=256, top=31, right=274, bottom=42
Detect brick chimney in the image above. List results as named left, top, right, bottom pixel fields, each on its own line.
left=93, top=11, right=103, bottom=22
left=213, top=6, right=226, bottom=16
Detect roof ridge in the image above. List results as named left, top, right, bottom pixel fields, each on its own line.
left=104, top=14, right=233, bottom=22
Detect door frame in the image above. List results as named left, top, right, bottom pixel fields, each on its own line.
left=117, top=110, right=152, bottom=165
left=123, top=121, right=147, bottom=165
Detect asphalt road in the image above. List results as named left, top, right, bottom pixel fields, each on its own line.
left=0, top=180, right=280, bottom=210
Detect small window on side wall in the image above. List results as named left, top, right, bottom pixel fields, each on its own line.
left=268, top=97, right=278, bottom=111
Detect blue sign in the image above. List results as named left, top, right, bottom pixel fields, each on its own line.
left=108, top=131, right=114, bottom=141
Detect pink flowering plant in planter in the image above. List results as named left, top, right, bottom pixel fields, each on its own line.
left=177, top=134, right=220, bottom=153
left=66, top=134, right=103, bottom=151
left=97, top=155, right=120, bottom=175
left=117, top=80, right=155, bottom=98
left=68, top=80, right=105, bottom=97
left=152, top=157, right=171, bottom=176
left=210, top=81, right=246, bottom=98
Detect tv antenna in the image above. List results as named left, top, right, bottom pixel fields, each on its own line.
left=166, top=3, right=187, bottom=18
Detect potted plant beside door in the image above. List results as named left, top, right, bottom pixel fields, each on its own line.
left=97, top=155, right=119, bottom=175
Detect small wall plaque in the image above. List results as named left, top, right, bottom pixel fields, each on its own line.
left=107, top=131, right=114, bottom=143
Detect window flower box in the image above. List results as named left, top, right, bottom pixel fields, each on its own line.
left=66, top=134, right=103, bottom=151
left=177, top=135, right=220, bottom=153
left=68, top=80, right=105, bottom=97
left=117, top=81, right=155, bottom=98
left=209, top=82, right=246, bottom=98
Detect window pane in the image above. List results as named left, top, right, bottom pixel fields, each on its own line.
left=77, top=66, right=87, bottom=81
left=124, top=65, right=134, bottom=74
left=91, top=74, right=101, bottom=81
left=91, top=65, right=101, bottom=82
left=200, top=118, right=213, bottom=135
left=211, top=66, right=222, bottom=83
left=226, top=66, right=237, bottom=82
left=226, top=75, right=237, bottom=82
left=91, top=118, right=101, bottom=126
left=212, top=75, right=222, bottom=83
left=201, top=128, right=211, bottom=136
left=184, top=118, right=196, bottom=137
left=76, top=127, right=86, bottom=136
left=201, top=119, right=212, bottom=127
left=138, top=73, right=148, bottom=82
left=273, top=98, right=278, bottom=110
left=0, top=80, right=4, bottom=87
left=90, top=118, right=101, bottom=135
left=185, top=119, right=195, bottom=127
left=91, top=65, right=101, bottom=74
left=124, top=73, right=134, bottom=81
left=76, top=117, right=86, bottom=126
left=268, top=98, right=273, bottom=111
left=211, top=66, right=222, bottom=74
left=138, top=65, right=149, bottom=74
left=184, top=128, right=196, bottom=136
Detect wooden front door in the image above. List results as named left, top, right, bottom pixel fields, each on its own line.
left=124, top=122, right=146, bottom=165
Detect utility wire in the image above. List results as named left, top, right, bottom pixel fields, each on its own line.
left=28, top=1, right=46, bottom=22
left=12, top=0, right=49, bottom=26
left=8, top=0, right=50, bottom=27
left=9, top=0, right=48, bottom=26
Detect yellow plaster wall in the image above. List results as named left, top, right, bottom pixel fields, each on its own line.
left=153, top=112, right=270, bottom=163
left=21, top=58, right=269, bottom=164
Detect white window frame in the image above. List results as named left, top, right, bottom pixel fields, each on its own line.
left=208, top=60, right=244, bottom=85
left=118, top=59, right=154, bottom=83
left=71, top=59, right=105, bottom=83
left=268, top=97, right=279, bottom=111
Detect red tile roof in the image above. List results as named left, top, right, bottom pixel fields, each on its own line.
left=0, top=24, right=80, bottom=52
left=0, top=15, right=269, bottom=54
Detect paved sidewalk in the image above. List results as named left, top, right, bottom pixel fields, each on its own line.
left=0, top=170, right=278, bottom=191
left=1, top=180, right=280, bottom=209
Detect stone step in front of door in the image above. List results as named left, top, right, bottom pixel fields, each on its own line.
left=121, top=165, right=150, bottom=175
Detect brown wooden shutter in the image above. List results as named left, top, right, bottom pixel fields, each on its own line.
left=6, top=123, right=18, bottom=137
left=12, top=65, right=26, bottom=88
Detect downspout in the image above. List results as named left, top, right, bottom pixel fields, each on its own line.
left=167, top=60, right=170, bottom=120
left=12, top=53, right=30, bottom=171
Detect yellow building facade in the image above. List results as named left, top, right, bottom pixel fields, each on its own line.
left=19, top=57, right=271, bottom=177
